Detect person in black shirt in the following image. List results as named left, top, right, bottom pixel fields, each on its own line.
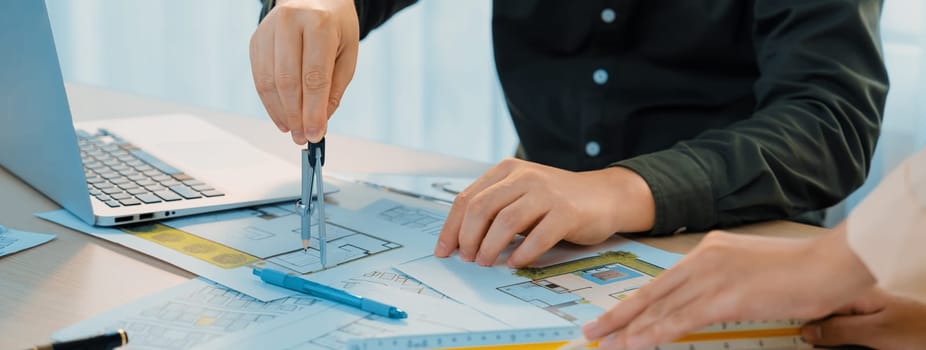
left=250, top=1, right=888, bottom=268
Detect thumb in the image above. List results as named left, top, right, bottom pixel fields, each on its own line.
left=801, top=316, right=877, bottom=347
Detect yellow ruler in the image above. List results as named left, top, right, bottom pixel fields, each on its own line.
left=346, top=321, right=807, bottom=350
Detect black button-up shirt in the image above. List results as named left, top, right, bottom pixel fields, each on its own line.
left=260, top=0, right=888, bottom=235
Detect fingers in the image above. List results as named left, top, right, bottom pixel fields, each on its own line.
left=273, top=12, right=306, bottom=144
left=594, top=274, right=703, bottom=348
left=457, top=180, right=528, bottom=262
left=254, top=0, right=360, bottom=144
left=621, top=243, right=741, bottom=333
left=604, top=298, right=715, bottom=350
left=435, top=160, right=517, bottom=258
left=831, top=288, right=886, bottom=316
left=507, top=209, right=570, bottom=267
left=584, top=263, right=691, bottom=340
left=801, top=315, right=877, bottom=347
left=474, top=194, right=545, bottom=266
left=250, top=27, right=287, bottom=133
left=301, top=23, right=338, bottom=143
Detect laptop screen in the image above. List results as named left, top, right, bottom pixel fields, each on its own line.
left=0, top=1, right=94, bottom=224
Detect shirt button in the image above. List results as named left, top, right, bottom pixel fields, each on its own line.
left=601, top=8, right=616, bottom=23
left=593, top=69, right=608, bottom=85
left=585, top=141, right=601, bottom=157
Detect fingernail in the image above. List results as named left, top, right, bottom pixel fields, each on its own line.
left=460, top=252, right=474, bottom=262
left=599, top=333, right=618, bottom=348
left=292, top=130, right=305, bottom=142
left=434, top=241, right=448, bottom=257
left=476, top=255, right=492, bottom=267
left=306, top=128, right=322, bottom=143
left=801, top=324, right=821, bottom=342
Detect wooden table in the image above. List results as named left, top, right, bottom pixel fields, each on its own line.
left=0, top=84, right=827, bottom=349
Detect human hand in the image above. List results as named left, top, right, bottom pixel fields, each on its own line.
left=802, top=288, right=926, bottom=349
left=433, top=158, right=655, bottom=268
left=583, top=224, right=876, bottom=349
left=249, top=0, right=359, bottom=144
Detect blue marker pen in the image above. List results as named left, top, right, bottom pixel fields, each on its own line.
left=253, top=267, right=408, bottom=319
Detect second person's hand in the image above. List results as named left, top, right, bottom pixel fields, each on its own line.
left=434, top=158, right=656, bottom=268
left=582, top=225, right=876, bottom=349
left=802, top=288, right=926, bottom=349
left=250, top=0, right=359, bottom=144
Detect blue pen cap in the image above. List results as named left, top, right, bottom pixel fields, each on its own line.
left=360, top=298, right=392, bottom=316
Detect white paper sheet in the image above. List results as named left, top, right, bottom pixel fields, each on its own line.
left=198, top=281, right=507, bottom=350
left=356, top=199, right=447, bottom=237
left=334, top=173, right=475, bottom=205
left=0, top=225, right=55, bottom=257
left=397, top=237, right=683, bottom=328
left=53, top=278, right=333, bottom=349
left=55, top=275, right=500, bottom=350
left=36, top=199, right=445, bottom=301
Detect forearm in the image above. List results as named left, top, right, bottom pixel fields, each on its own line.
left=622, top=97, right=882, bottom=234
left=594, top=166, right=656, bottom=234
left=617, top=0, right=888, bottom=236
left=847, top=149, right=926, bottom=302
left=809, top=223, right=877, bottom=296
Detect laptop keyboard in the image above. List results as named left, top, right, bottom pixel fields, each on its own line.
left=78, top=128, right=225, bottom=208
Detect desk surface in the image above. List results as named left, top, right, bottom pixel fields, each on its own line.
left=0, top=84, right=826, bottom=349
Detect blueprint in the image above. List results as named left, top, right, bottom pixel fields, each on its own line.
left=397, top=237, right=683, bottom=328
left=163, top=203, right=408, bottom=273
left=394, top=239, right=811, bottom=348
left=0, top=225, right=56, bottom=257
left=37, top=199, right=448, bottom=301
left=54, top=278, right=329, bottom=349
left=199, top=280, right=507, bottom=350
left=334, top=173, right=475, bottom=205
left=55, top=275, right=500, bottom=350
left=356, top=199, right=446, bottom=237
left=336, top=268, right=447, bottom=300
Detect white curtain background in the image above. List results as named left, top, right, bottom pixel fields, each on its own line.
left=46, top=1, right=925, bottom=224
left=46, top=0, right=516, bottom=164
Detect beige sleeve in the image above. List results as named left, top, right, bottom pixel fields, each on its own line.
left=847, top=148, right=926, bottom=303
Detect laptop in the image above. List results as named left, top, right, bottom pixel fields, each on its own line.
left=0, top=1, right=312, bottom=226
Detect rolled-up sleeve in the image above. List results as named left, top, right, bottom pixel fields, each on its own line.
left=616, top=0, right=889, bottom=235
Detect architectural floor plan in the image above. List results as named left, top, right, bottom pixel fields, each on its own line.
left=156, top=201, right=412, bottom=274
left=54, top=274, right=503, bottom=350
left=397, top=237, right=683, bottom=328
left=53, top=278, right=330, bottom=349
left=498, top=251, right=662, bottom=324
left=38, top=199, right=447, bottom=301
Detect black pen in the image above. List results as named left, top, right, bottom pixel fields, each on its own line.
left=32, top=329, right=128, bottom=350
